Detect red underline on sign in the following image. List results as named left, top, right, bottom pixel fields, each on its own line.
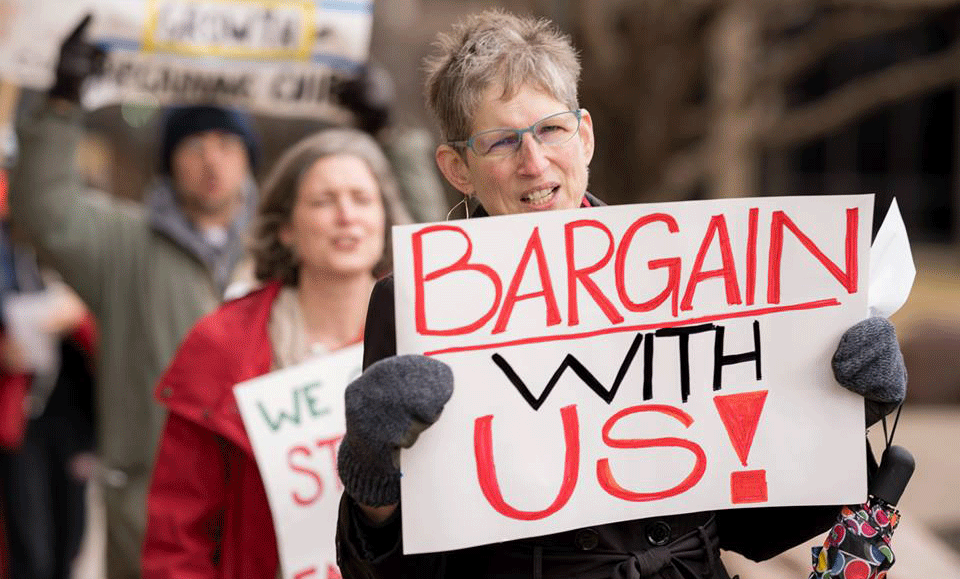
left=422, top=298, right=842, bottom=357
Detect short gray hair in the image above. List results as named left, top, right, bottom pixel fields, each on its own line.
left=252, top=128, right=410, bottom=284
left=423, top=10, right=581, bottom=143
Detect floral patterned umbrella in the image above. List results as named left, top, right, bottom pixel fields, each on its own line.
left=808, top=445, right=914, bottom=579
left=809, top=500, right=899, bottom=579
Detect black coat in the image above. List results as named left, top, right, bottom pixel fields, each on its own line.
left=336, top=196, right=843, bottom=579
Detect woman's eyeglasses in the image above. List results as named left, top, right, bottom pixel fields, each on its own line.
left=449, top=110, right=583, bottom=158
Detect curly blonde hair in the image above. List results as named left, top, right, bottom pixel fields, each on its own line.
left=251, top=128, right=410, bottom=284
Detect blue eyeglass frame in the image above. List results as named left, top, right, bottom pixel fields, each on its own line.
left=448, top=109, right=584, bottom=157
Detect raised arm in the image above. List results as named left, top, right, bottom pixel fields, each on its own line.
left=8, top=16, right=137, bottom=313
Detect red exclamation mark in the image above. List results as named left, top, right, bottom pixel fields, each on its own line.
left=713, top=390, right=769, bottom=504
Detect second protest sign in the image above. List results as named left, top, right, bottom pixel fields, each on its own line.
left=234, top=344, right=363, bottom=579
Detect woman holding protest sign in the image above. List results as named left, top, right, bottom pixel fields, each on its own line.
left=141, top=128, right=409, bottom=579
left=334, top=10, right=908, bottom=579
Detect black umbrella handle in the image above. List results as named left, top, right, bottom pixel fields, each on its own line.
left=869, top=445, right=915, bottom=507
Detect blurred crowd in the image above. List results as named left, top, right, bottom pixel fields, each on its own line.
left=0, top=10, right=447, bottom=579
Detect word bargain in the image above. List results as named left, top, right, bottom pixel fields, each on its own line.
left=412, top=207, right=858, bottom=337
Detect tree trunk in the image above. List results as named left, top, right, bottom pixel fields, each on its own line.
left=705, top=0, right=761, bottom=198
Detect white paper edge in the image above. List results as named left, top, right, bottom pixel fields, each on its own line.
left=868, top=198, right=916, bottom=318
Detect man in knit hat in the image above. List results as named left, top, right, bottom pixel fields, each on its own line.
left=7, top=17, right=259, bottom=579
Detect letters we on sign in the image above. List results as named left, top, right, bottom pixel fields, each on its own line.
left=235, top=345, right=362, bottom=579
left=391, top=195, right=872, bottom=554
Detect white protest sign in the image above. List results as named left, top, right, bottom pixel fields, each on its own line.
left=392, top=194, right=873, bottom=554
left=0, top=0, right=372, bottom=118
left=234, top=344, right=363, bottom=579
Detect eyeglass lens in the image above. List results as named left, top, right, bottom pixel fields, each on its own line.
left=473, top=111, right=580, bottom=157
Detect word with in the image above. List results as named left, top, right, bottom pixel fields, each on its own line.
left=287, top=435, right=343, bottom=507
left=150, top=0, right=307, bottom=55
left=492, top=321, right=761, bottom=408
left=412, top=208, right=858, bottom=336
left=256, top=382, right=331, bottom=433
left=474, top=403, right=706, bottom=521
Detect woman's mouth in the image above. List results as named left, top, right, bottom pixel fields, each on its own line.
left=331, top=236, right=361, bottom=250
left=520, top=185, right=559, bottom=207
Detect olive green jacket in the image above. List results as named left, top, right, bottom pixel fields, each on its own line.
left=10, top=105, right=249, bottom=579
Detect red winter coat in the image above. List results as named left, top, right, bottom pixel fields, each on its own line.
left=143, top=282, right=283, bottom=579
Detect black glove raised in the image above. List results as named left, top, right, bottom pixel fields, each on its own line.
left=832, top=316, right=908, bottom=426
left=332, top=62, right=396, bottom=135
left=48, top=14, right=106, bottom=104
left=337, top=354, right=453, bottom=506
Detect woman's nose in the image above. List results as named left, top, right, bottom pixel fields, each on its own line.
left=335, top=197, right=356, bottom=222
left=516, top=133, right=548, bottom=176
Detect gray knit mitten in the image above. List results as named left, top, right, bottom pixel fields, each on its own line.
left=832, top=316, right=908, bottom=425
left=338, top=354, right=454, bottom=506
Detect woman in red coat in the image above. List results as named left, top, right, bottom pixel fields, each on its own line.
left=141, top=128, right=409, bottom=579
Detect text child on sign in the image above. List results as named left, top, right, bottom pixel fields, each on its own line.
left=334, top=10, right=908, bottom=579
left=141, top=129, right=409, bottom=579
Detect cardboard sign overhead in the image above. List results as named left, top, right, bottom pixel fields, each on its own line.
left=0, top=0, right=372, bottom=118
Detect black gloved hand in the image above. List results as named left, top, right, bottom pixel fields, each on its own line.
left=332, top=62, right=396, bottom=135
left=48, top=14, right=106, bottom=104
left=832, top=316, right=908, bottom=426
left=337, top=354, right=454, bottom=506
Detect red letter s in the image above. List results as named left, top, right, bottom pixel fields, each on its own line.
left=597, top=405, right=706, bottom=502
left=288, top=445, right=323, bottom=506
